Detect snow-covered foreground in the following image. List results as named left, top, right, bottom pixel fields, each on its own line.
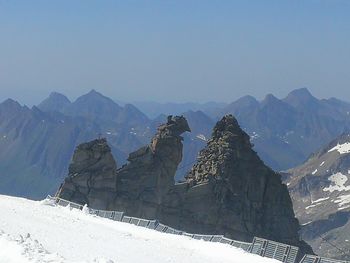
left=0, top=195, right=279, bottom=263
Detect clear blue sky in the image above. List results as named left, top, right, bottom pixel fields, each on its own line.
left=1, top=0, right=350, bottom=105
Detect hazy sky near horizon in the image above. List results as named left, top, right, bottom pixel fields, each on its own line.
left=1, top=0, right=350, bottom=105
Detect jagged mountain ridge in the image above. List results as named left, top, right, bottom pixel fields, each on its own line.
left=219, top=88, right=350, bottom=170
left=58, top=115, right=313, bottom=255
left=284, top=133, right=350, bottom=260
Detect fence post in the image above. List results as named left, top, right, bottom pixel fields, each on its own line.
left=260, top=240, right=268, bottom=257
left=282, top=246, right=290, bottom=262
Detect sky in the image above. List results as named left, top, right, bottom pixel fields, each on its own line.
left=0, top=0, right=350, bottom=105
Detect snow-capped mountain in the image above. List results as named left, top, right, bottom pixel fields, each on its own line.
left=284, top=133, right=350, bottom=260
left=0, top=194, right=279, bottom=263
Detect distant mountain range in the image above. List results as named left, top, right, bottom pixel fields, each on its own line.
left=1, top=88, right=350, bottom=200
left=284, top=133, right=350, bottom=260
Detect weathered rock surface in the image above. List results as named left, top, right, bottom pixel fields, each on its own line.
left=284, top=133, right=350, bottom=260
left=58, top=115, right=312, bottom=255
left=57, top=138, right=118, bottom=207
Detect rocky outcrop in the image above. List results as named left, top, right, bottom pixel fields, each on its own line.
left=162, top=115, right=312, bottom=255
left=113, top=115, right=191, bottom=218
left=57, top=115, right=312, bottom=255
left=58, top=115, right=191, bottom=217
left=57, top=138, right=118, bottom=207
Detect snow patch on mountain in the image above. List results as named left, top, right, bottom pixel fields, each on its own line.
left=196, top=134, right=207, bottom=141
left=312, top=197, right=330, bottom=204
left=334, top=194, right=350, bottom=209
left=328, top=142, right=350, bottom=154
left=323, top=173, right=350, bottom=193
left=250, top=132, right=260, bottom=140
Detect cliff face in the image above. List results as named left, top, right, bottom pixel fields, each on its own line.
left=57, top=138, right=118, bottom=207
left=57, top=115, right=312, bottom=254
left=113, top=115, right=191, bottom=218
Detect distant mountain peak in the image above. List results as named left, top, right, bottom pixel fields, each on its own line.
left=77, top=89, right=114, bottom=103
left=48, top=92, right=70, bottom=100
left=288, top=87, right=313, bottom=98
left=1, top=98, right=21, bottom=108
left=38, top=92, right=71, bottom=113
left=235, top=95, right=259, bottom=106
left=264, top=93, right=279, bottom=101
left=284, top=88, right=318, bottom=108
left=87, top=89, right=99, bottom=95
left=261, top=93, right=281, bottom=107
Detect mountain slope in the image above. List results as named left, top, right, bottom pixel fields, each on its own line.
left=284, top=133, right=350, bottom=260
left=37, top=92, right=71, bottom=113
left=0, top=194, right=279, bottom=263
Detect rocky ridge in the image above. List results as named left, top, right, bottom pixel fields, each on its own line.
left=58, top=115, right=312, bottom=255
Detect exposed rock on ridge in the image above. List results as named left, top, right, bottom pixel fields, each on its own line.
left=284, top=133, right=350, bottom=260
left=57, top=115, right=312, bottom=255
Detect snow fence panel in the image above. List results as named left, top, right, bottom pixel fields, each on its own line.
left=210, top=235, right=223, bottom=243
left=57, top=199, right=70, bottom=207
left=250, top=237, right=299, bottom=263
left=98, top=210, right=107, bottom=218
left=250, top=237, right=265, bottom=255
left=89, top=209, right=99, bottom=216
left=165, top=227, right=182, bottom=235
left=220, top=237, right=233, bottom=245
left=137, top=219, right=150, bottom=228
left=113, top=211, right=124, bottom=221
left=192, top=235, right=213, bottom=241
left=105, top=211, right=115, bottom=220
left=155, top=223, right=167, bottom=232
left=122, top=216, right=132, bottom=223
left=300, top=255, right=350, bottom=263
left=146, top=220, right=158, bottom=229
left=130, top=217, right=140, bottom=226
left=286, top=246, right=300, bottom=263
left=183, top=233, right=194, bottom=238
left=299, top=255, right=317, bottom=263
left=69, top=202, right=83, bottom=210
left=230, top=240, right=252, bottom=252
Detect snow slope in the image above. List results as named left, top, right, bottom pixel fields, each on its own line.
left=0, top=195, right=279, bottom=263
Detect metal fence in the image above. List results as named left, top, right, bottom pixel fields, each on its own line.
left=250, top=237, right=299, bottom=263
left=300, top=255, right=349, bottom=263
left=47, top=196, right=348, bottom=263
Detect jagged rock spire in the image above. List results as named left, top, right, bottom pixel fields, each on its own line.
left=186, top=114, right=260, bottom=184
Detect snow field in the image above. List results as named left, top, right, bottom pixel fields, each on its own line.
left=0, top=195, right=279, bottom=263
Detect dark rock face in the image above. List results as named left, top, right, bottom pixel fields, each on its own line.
left=172, top=116, right=312, bottom=254
left=113, top=115, right=191, bottom=218
left=58, top=138, right=118, bottom=207
left=59, top=115, right=191, bottom=216
left=58, top=115, right=312, bottom=255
